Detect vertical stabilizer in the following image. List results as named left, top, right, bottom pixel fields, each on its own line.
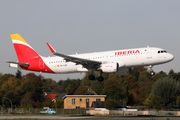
left=10, top=34, right=40, bottom=62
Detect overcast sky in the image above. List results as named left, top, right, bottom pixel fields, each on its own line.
left=0, top=0, right=179, bottom=81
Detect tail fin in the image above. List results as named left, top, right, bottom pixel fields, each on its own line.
left=10, top=34, right=40, bottom=62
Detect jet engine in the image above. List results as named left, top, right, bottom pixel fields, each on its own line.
left=100, top=63, right=119, bottom=73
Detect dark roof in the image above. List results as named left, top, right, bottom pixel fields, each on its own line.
left=55, top=92, right=68, bottom=101
left=91, top=101, right=105, bottom=108
left=62, top=95, right=106, bottom=100
left=117, top=101, right=127, bottom=108
left=91, top=101, right=127, bottom=108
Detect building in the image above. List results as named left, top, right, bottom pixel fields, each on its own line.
left=91, top=100, right=106, bottom=109
left=45, top=92, right=68, bottom=102
left=62, top=95, right=106, bottom=109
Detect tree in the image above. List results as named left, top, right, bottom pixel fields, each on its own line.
left=168, top=69, right=175, bottom=78
left=57, top=80, right=63, bottom=85
left=176, top=96, right=180, bottom=107
left=20, top=93, right=33, bottom=108
left=90, top=80, right=104, bottom=95
left=0, top=74, right=14, bottom=89
left=151, top=77, right=180, bottom=108
left=65, top=84, right=74, bottom=93
left=153, top=71, right=167, bottom=81
left=42, top=78, right=59, bottom=92
left=59, top=78, right=81, bottom=93
left=122, top=74, right=139, bottom=105
left=1, top=77, right=21, bottom=91
left=131, top=67, right=147, bottom=81
left=105, top=99, right=117, bottom=109
left=102, top=75, right=122, bottom=101
left=55, top=100, right=64, bottom=108
left=74, top=86, right=88, bottom=95
left=138, top=70, right=152, bottom=83
left=16, top=70, right=22, bottom=79
left=13, top=88, right=24, bottom=107
left=20, top=74, right=44, bottom=103
left=144, top=93, right=163, bottom=110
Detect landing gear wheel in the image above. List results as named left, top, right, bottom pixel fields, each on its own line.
left=89, top=75, right=95, bottom=80
left=149, top=65, right=155, bottom=76
left=97, top=76, right=104, bottom=82
left=151, top=71, right=155, bottom=76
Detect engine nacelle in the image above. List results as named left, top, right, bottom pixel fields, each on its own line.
left=116, top=68, right=131, bottom=75
left=100, top=63, right=119, bottom=73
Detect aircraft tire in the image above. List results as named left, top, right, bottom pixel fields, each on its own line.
left=97, top=76, right=104, bottom=82
left=151, top=71, right=155, bottom=76
left=89, top=75, right=95, bottom=80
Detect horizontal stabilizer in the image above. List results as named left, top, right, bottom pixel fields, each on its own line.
left=6, top=61, right=30, bottom=67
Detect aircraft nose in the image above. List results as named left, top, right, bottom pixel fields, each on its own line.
left=168, top=53, right=174, bottom=61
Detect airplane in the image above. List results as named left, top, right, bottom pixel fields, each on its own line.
left=7, top=34, right=174, bottom=82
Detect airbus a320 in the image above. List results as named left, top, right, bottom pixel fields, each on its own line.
left=7, top=34, right=174, bottom=81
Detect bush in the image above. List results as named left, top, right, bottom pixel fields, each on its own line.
left=105, top=99, right=117, bottom=109
left=151, top=77, right=180, bottom=109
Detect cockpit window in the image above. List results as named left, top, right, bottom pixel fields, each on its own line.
left=158, top=50, right=167, bottom=53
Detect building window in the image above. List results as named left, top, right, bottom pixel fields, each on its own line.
left=80, top=99, right=82, bottom=101
left=72, top=99, right=75, bottom=105
left=86, top=99, right=89, bottom=103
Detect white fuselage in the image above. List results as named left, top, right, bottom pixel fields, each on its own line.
left=41, top=47, right=174, bottom=74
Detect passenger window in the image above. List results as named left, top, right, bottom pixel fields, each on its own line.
left=158, top=51, right=160, bottom=53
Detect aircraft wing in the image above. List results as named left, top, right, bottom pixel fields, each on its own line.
left=47, top=43, right=101, bottom=69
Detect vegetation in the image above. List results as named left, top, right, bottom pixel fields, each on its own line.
left=105, top=98, right=117, bottom=109
left=0, top=67, right=180, bottom=110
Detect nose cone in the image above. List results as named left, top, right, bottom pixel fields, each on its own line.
left=167, top=53, right=174, bottom=62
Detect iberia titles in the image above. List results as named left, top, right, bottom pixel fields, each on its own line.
left=115, top=50, right=140, bottom=55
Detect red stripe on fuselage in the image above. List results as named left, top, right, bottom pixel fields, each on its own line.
left=14, top=43, right=55, bottom=73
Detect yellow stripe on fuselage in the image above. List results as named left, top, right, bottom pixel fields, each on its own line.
left=10, top=34, right=29, bottom=45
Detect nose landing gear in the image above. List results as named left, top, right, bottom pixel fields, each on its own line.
left=149, top=65, right=155, bottom=76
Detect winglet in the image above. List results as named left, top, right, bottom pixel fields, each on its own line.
left=47, top=43, right=56, bottom=53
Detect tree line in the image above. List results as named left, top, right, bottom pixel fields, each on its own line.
left=0, top=67, right=180, bottom=109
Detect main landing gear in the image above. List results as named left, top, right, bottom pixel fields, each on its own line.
left=88, top=70, right=104, bottom=82
left=89, top=75, right=95, bottom=80
left=149, top=65, right=155, bottom=76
